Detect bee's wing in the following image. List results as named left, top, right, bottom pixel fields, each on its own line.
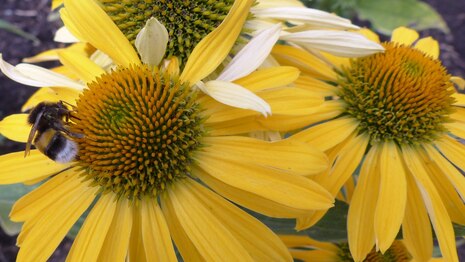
left=25, top=110, right=44, bottom=157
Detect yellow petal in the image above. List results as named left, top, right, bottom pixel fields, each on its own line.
left=402, top=147, right=459, bottom=262
left=271, top=45, right=337, bottom=81
left=201, top=136, right=328, bottom=175
left=414, top=37, right=439, bottom=59
left=435, top=135, right=465, bottom=171
left=180, top=0, right=254, bottom=84
left=15, top=175, right=97, bottom=262
left=97, top=198, right=132, bottom=262
left=127, top=205, right=148, bottom=262
left=450, top=107, right=465, bottom=122
left=295, top=75, right=338, bottom=96
left=191, top=161, right=333, bottom=218
left=234, top=66, right=300, bottom=92
left=424, top=143, right=465, bottom=204
left=452, top=93, right=465, bottom=106
left=451, top=76, right=465, bottom=90
left=419, top=149, right=465, bottom=225
left=391, top=27, right=419, bottom=46
left=444, top=122, right=465, bottom=139
left=67, top=193, right=118, bottom=262
left=52, top=0, right=63, bottom=10
left=205, top=115, right=264, bottom=136
left=203, top=87, right=322, bottom=124
left=62, top=0, right=140, bottom=67
left=0, top=114, right=30, bottom=143
left=289, top=249, right=338, bottom=262
left=58, top=49, right=105, bottom=83
left=140, top=199, right=177, bottom=261
left=403, top=170, right=433, bottom=262
left=374, top=142, right=407, bottom=253
left=11, top=168, right=83, bottom=223
left=0, top=150, right=69, bottom=184
left=296, top=133, right=369, bottom=230
left=259, top=100, right=344, bottom=132
left=292, top=116, right=359, bottom=152
left=348, top=145, right=380, bottom=261
left=21, top=87, right=80, bottom=112
left=357, top=28, right=381, bottom=43
left=186, top=179, right=293, bottom=261
left=162, top=181, right=254, bottom=261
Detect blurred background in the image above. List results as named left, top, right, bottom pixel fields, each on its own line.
left=0, top=0, right=464, bottom=260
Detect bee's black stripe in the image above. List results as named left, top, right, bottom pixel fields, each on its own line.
left=44, top=133, right=68, bottom=161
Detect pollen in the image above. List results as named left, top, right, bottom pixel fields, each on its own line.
left=337, top=42, right=456, bottom=146
left=71, top=64, right=204, bottom=200
left=98, top=0, right=234, bottom=66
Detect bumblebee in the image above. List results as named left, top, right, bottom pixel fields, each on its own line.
left=25, top=101, right=83, bottom=163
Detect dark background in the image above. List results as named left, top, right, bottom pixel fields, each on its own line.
left=0, top=0, right=464, bottom=261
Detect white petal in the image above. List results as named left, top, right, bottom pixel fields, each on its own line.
left=252, top=7, right=358, bottom=30
left=135, top=17, right=169, bottom=66
left=218, top=24, right=281, bottom=82
left=280, top=30, right=385, bottom=57
left=197, top=80, right=271, bottom=116
left=0, top=54, right=84, bottom=90
left=90, top=50, right=114, bottom=72
left=54, top=26, right=79, bottom=43
left=254, top=0, right=304, bottom=8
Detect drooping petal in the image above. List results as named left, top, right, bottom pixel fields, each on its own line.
left=135, top=17, right=169, bottom=67
left=420, top=149, right=465, bottom=224
left=271, top=45, right=337, bottom=80
left=391, top=27, right=419, bottom=46
left=58, top=49, right=105, bottom=83
left=180, top=0, right=254, bottom=84
left=374, top=142, right=407, bottom=253
left=252, top=7, right=358, bottom=30
left=218, top=24, right=281, bottom=82
left=127, top=205, right=148, bottom=262
left=161, top=180, right=254, bottom=261
left=0, top=150, right=69, bottom=184
left=67, top=193, right=118, bottom=262
left=292, top=116, right=359, bottom=152
left=0, top=54, right=84, bottom=90
left=402, top=170, right=433, bottom=262
left=234, top=66, right=300, bottom=92
left=254, top=0, right=304, bottom=8
left=280, top=30, right=384, bottom=57
left=424, top=143, right=465, bottom=203
left=62, top=0, right=140, bottom=67
left=201, top=136, right=328, bottom=175
left=140, top=199, right=177, bottom=261
left=296, top=133, right=369, bottom=230
left=193, top=153, right=333, bottom=218
left=14, top=172, right=97, bottom=262
left=0, top=114, right=30, bottom=143
left=97, top=198, right=133, bottom=262
left=402, top=147, right=458, bottom=262
left=295, top=75, right=338, bottom=96
left=184, top=179, right=293, bottom=261
left=197, top=80, right=271, bottom=116
left=203, top=87, right=321, bottom=124
left=415, top=37, right=439, bottom=59
left=348, top=146, right=380, bottom=261
left=435, top=135, right=465, bottom=171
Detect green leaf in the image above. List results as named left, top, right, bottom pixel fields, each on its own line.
left=0, top=184, right=38, bottom=236
left=355, top=0, right=449, bottom=35
left=248, top=200, right=350, bottom=242
left=0, top=19, right=40, bottom=44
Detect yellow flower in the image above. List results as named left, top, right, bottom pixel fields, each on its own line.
left=266, top=27, right=465, bottom=262
left=0, top=0, right=334, bottom=261
left=280, top=235, right=448, bottom=262
left=43, top=0, right=382, bottom=66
